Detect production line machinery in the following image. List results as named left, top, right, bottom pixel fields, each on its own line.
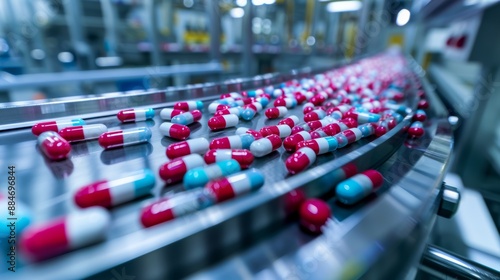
left=0, top=54, right=464, bottom=279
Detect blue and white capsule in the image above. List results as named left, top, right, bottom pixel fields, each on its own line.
left=183, top=160, right=242, bottom=189
left=174, top=100, right=204, bottom=111
left=358, top=123, right=375, bottom=137
left=171, top=110, right=202, bottom=125
left=336, top=170, right=383, bottom=205
left=209, top=134, right=256, bottom=150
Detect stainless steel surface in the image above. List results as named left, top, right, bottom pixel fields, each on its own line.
left=437, top=184, right=460, bottom=219
left=420, top=245, right=500, bottom=279
left=0, top=62, right=223, bottom=90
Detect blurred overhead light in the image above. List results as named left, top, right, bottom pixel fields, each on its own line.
left=252, top=0, right=264, bottom=5
left=396, top=9, right=411, bottom=26
left=96, top=56, right=123, bottom=67
left=183, top=0, right=194, bottom=8
left=236, top=0, right=247, bottom=7
left=326, top=1, right=362, bottom=13
left=58, top=52, right=74, bottom=63
left=263, top=0, right=276, bottom=4
left=31, top=49, right=46, bottom=60
left=230, top=7, right=245, bottom=18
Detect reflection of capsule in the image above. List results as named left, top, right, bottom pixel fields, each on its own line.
left=208, top=114, right=239, bottom=130
left=171, top=110, right=202, bottom=126
left=100, top=143, right=153, bottom=165
left=174, top=100, right=204, bottom=111
left=140, top=188, right=214, bottom=227
left=159, top=154, right=205, bottom=184
left=260, top=124, right=292, bottom=138
left=249, top=135, right=282, bottom=157
left=408, top=121, right=424, bottom=138
left=32, top=118, right=85, bottom=136
left=184, top=160, right=241, bottom=189
left=413, top=109, right=427, bottom=122
left=283, top=131, right=311, bottom=152
left=98, top=127, right=152, bottom=149
left=117, top=108, right=154, bottom=123
left=59, top=124, right=107, bottom=142
left=235, top=127, right=263, bottom=139
left=159, top=122, right=190, bottom=140
left=74, top=169, right=156, bottom=208
left=296, top=137, right=338, bottom=155
left=204, top=149, right=254, bottom=169
left=278, top=115, right=300, bottom=128
left=286, top=147, right=316, bottom=174
left=166, top=138, right=209, bottom=159
left=336, top=170, right=383, bottom=205
left=159, top=108, right=184, bottom=121
left=205, top=169, right=265, bottom=203
left=38, top=131, right=71, bottom=160
left=20, top=207, right=110, bottom=260
left=265, top=107, right=288, bottom=119
left=210, top=134, right=255, bottom=150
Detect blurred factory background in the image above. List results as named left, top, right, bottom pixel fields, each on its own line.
left=1, top=0, right=500, bottom=279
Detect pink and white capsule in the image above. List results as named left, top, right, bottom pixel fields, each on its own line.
left=166, top=138, right=210, bottom=159
left=59, top=124, right=107, bottom=142
left=208, top=102, right=230, bottom=114
left=304, top=109, right=326, bottom=122
left=285, top=147, right=316, bottom=174
left=265, top=107, right=288, bottom=119
left=278, top=115, right=300, bottom=128
left=38, top=132, right=72, bottom=160
left=302, top=102, right=315, bottom=114
left=215, top=107, right=243, bottom=117
left=174, top=101, right=204, bottom=111
left=204, top=149, right=254, bottom=169
left=260, top=124, right=292, bottom=138
left=159, top=122, right=190, bottom=140
left=159, top=108, right=184, bottom=120
left=273, top=98, right=297, bottom=108
left=20, top=207, right=110, bottom=260
left=283, top=131, right=312, bottom=152
left=117, top=108, right=155, bottom=123
left=208, top=114, right=239, bottom=130
left=249, top=134, right=282, bottom=157
left=235, top=127, right=263, bottom=139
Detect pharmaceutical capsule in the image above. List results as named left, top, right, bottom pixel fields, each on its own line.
left=336, top=170, right=383, bottom=205
left=274, top=97, right=297, bottom=108
left=292, top=117, right=336, bottom=134
left=59, top=124, right=107, bottom=142
left=205, top=169, right=264, bottom=203
left=241, top=102, right=263, bottom=121
left=254, top=96, right=270, bottom=107
left=208, top=114, right=239, bottom=130
left=299, top=199, right=331, bottom=234
left=335, top=128, right=363, bottom=148
left=272, top=88, right=284, bottom=98
left=99, top=127, right=152, bottom=149
left=285, top=147, right=316, bottom=174
left=374, top=120, right=389, bottom=137
left=215, top=107, right=243, bottom=117
left=384, top=103, right=410, bottom=115
left=304, top=109, right=327, bottom=122
left=38, top=132, right=71, bottom=160
left=296, top=137, right=338, bottom=155
left=343, top=111, right=380, bottom=123
left=260, top=124, right=292, bottom=138
left=418, top=99, right=429, bottom=109
left=283, top=131, right=312, bottom=152
left=220, top=92, right=242, bottom=99
left=265, top=107, right=288, bottom=119
left=159, top=122, right=190, bottom=140
left=209, top=134, right=255, bottom=150
left=166, top=138, right=209, bottom=159
left=249, top=134, right=282, bottom=157
left=20, top=207, right=110, bottom=260
left=408, top=121, right=424, bottom=138
left=74, top=169, right=156, bottom=208
left=184, top=160, right=241, bottom=189
left=159, top=154, right=205, bottom=184
left=382, top=110, right=403, bottom=123
left=278, top=115, right=300, bottom=128
left=294, top=93, right=307, bottom=104
left=32, top=118, right=85, bottom=136
left=117, top=108, right=154, bottom=123
left=235, top=127, right=263, bottom=139
left=141, top=188, right=214, bottom=227
left=302, top=102, right=315, bottom=114
left=171, top=110, right=202, bottom=125
left=159, top=108, right=184, bottom=120
left=174, top=100, right=204, bottom=111
left=204, top=149, right=254, bottom=169
left=413, top=109, right=427, bottom=122
left=310, top=93, right=327, bottom=106
left=208, top=102, right=230, bottom=114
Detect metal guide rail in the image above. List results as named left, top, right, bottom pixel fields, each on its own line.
left=0, top=56, right=452, bottom=279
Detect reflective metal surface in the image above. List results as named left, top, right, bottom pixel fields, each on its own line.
left=420, top=245, right=500, bottom=279
left=438, top=184, right=461, bottom=219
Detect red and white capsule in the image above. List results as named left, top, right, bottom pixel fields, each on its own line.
left=98, top=127, right=152, bottom=149
left=260, top=124, right=292, bottom=138
left=208, top=114, right=239, bottom=130
left=304, top=109, right=327, bottom=122
left=158, top=154, right=205, bottom=184
left=215, top=107, right=243, bottom=117
left=273, top=97, right=297, bottom=108
left=59, top=124, right=107, bottom=142
left=204, top=149, right=254, bottom=169
left=117, top=108, right=155, bottom=123
left=166, top=138, right=210, bottom=159
left=283, top=131, right=312, bottom=152
left=159, top=122, right=190, bottom=140
left=204, top=169, right=265, bottom=203
left=336, top=170, right=384, bottom=205
left=174, top=100, right=204, bottom=111
left=159, top=108, right=184, bottom=120
left=285, top=147, right=317, bottom=174
left=208, top=102, right=230, bottom=114
left=235, top=127, right=263, bottom=139
left=249, top=134, right=282, bottom=157
left=408, top=121, right=424, bottom=138
left=278, top=115, right=300, bottom=128
left=302, top=102, right=315, bottom=114
left=265, top=106, right=288, bottom=119
left=171, top=110, right=202, bottom=125
left=20, top=207, right=110, bottom=260
left=38, top=131, right=71, bottom=160
left=32, top=118, right=85, bottom=136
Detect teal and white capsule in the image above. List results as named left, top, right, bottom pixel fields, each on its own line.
left=74, top=169, right=156, bottom=208
left=343, top=111, right=380, bottom=123
left=183, top=159, right=242, bottom=189
left=383, top=102, right=411, bottom=115
left=174, top=100, right=204, bottom=111
left=117, top=108, right=155, bottom=123
left=358, top=123, right=375, bottom=137
left=209, top=134, right=256, bottom=149
left=205, top=169, right=265, bottom=203
left=336, top=170, right=383, bottom=205
left=171, top=110, right=202, bottom=125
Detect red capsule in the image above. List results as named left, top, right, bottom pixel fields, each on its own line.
left=208, top=114, right=239, bottom=130
left=117, top=108, right=154, bottom=123
left=299, top=199, right=331, bottom=234
left=159, top=154, right=205, bottom=184
left=304, top=109, right=327, bottom=122
left=204, top=149, right=254, bottom=169
left=283, top=131, right=312, bottom=152
left=166, top=138, right=210, bottom=159
left=418, top=99, right=429, bottom=109
left=159, top=122, right=190, bottom=140
left=265, top=107, right=288, bottom=119
left=235, top=127, right=263, bottom=139
left=260, top=124, right=292, bottom=138
left=278, top=115, right=300, bottom=128
left=310, top=93, right=326, bottom=106
left=38, top=132, right=71, bottom=160
left=286, top=147, right=316, bottom=174
left=408, top=121, right=424, bottom=138
left=303, top=103, right=315, bottom=114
